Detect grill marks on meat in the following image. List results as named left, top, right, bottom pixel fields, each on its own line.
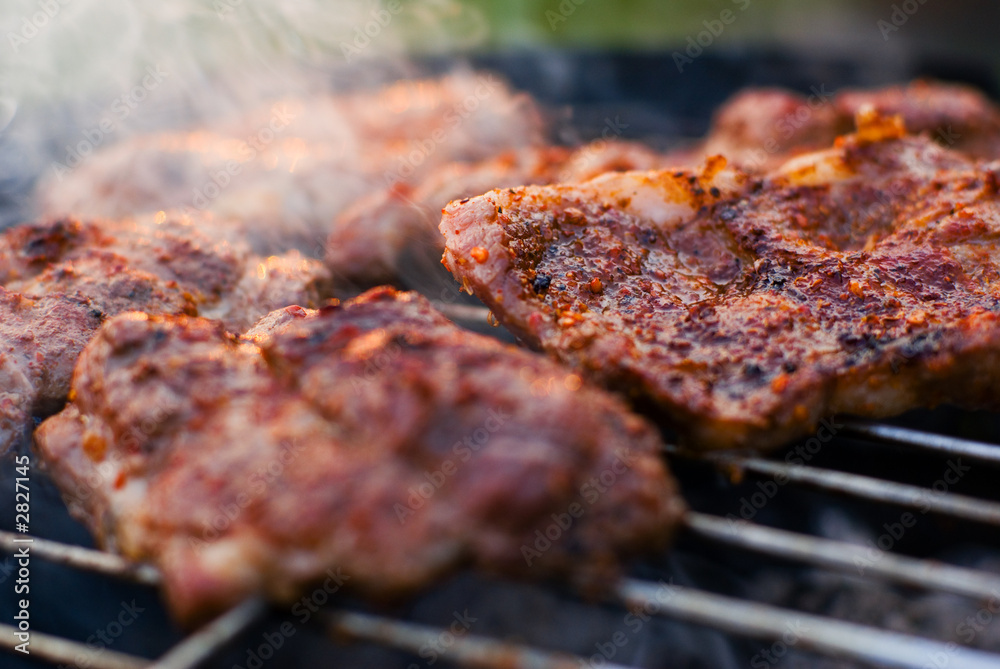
left=441, top=114, right=1000, bottom=450
left=0, top=213, right=329, bottom=452
left=35, top=288, right=683, bottom=625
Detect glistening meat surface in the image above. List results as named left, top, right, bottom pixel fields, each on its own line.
left=441, top=112, right=1000, bottom=450
left=35, top=288, right=683, bottom=625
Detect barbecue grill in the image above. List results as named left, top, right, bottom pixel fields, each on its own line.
left=3, top=50, right=1000, bottom=669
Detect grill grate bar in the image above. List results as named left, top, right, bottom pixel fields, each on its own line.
left=430, top=301, right=493, bottom=324
left=683, top=511, right=1000, bottom=599
left=5, top=532, right=1000, bottom=668
left=697, top=452, right=1000, bottom=526
left=0, top=531, right=161, bottom=586
left=616, top=579, right=1000, bottom=669
left=0, top=623, right=150, bottom=669
left=148, top=598, right=269, bottom=669
left=322, top=609, right=637, bottom=669
left=843, top=420, right=1000, bottom=466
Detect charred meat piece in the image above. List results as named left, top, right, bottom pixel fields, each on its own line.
left=441, top=112, right=1000, bottom=450
left=674, top=80, right=1000, bottom=173
left=38, top=73, right=545, bottom=257
left=35, top=288, right=683, bottom=625
left=0, top=212, right=329, bottom=452
left=326, top=141, right=666, bottom=285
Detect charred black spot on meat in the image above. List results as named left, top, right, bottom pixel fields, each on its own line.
left=532, top=274, right=552, bottom=294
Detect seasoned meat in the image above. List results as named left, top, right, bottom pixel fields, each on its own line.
left=35, top=288, right=683, bottom=625
left=690, top=88, right=846, bottom=173
left=326, top=141, right=666, bottom=285
left=0, top=212, right=329, bottom=452
left=676, top=80, right=1000, bottom=173
left=38, top=73, right=546, bottom=257
left=834, top=80, right=1000, bottom=159
left=441, top=112, right=1000, bottom=450
left=0, top=289, right=103, bottom=453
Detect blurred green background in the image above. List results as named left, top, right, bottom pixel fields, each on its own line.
left=418, top=0, right=999, bottom=78
left=1, top=0, right=998, bottom=108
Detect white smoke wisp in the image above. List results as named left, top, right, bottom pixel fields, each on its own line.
left=0, top=0, right=490, bottom=108
left=0, top=0, right=492, bottom=226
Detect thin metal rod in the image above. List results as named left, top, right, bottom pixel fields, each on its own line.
left=0, top=531, right=161, bottom=586
left=0, top=624, right=149, bottom=669
left=430, top=301, right=493, bottom=324
left=149, top=598, right=268, bottom=669
left=684, top=512, right=1000, bottom=599
left=844, top=421, right=1000, bottom=467
left=616, top=580, right=1000, bottom=669
left=323, top=609, right=636, bottom=669
left=704, top=454, right=1000, bottom=526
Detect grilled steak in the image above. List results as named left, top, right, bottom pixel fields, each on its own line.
left=38, top=74, right=545, bottom=257
left=35, top=288, right=683, bottom=625
left=441, top=111, right=1000, bottom=450
left=675, top=80, right=1000, bottom=173
left=0, top=212, right=329, bottom=453
left=326, top=142, right=666, bottom=285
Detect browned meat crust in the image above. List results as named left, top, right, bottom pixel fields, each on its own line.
left=0, top=288, right=103, bottom=452
left=35, top=288, right=683, bottom=625
left=675, top=80, right=1000, bottom=173
left=0, top=212, right=329, bottom=452
left=441, top=113, right=1000, bottom=450
left=326, top=142, right=667, bottom=285
left=834, top=80, right=1000, bottom=159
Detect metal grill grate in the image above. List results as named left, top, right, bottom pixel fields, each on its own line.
left=4, top=420, right=1000, bottom=669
